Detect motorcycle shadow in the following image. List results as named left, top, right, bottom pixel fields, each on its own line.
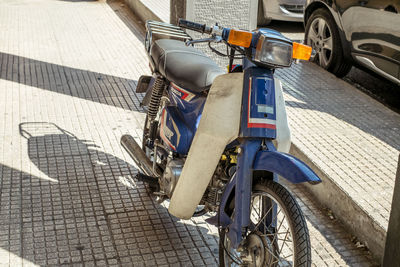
left=17, top=122, right=219, bottom=265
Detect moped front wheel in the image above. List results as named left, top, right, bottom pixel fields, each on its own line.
left=219, top=180, right=311, bottom=267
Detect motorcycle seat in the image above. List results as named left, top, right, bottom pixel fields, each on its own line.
left=151, top=39, right=225, bottom=93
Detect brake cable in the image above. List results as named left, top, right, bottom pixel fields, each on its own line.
left=208, top=42, right=245, bottom=60
left=217, top=186, right=243, bottom=265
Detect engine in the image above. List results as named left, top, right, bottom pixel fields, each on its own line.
left=201, top=149, right=237, bottom=211
left=159, top=157, right=184, bottom=198
left=159, top=148, right=236, bottom=211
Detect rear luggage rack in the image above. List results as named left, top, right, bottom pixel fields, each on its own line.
left=145, top=20, right=192, bottom=53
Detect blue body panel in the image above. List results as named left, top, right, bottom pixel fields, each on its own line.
left=160, top=106, right=193, bottom=154
left=160, top=84, right=206, bottom=154
left=253, top=150, right=322, bottom=184
left=168, top=84, right=205, bottom=134
left=240, top=61, right=277, bottom=139
left=219, top=140, right=321, bottom=249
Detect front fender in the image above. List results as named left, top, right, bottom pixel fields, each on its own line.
left=253, top=150, right=321, bottom=184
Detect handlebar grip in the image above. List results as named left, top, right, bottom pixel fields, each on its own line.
left=178, top=19, right=212, bottom=34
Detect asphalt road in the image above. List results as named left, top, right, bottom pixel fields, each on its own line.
left=263, top=20, right=400, bottom=113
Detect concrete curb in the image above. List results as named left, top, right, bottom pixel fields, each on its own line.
left=290, top=145, right=384, bottom=262
left=122, top=0, right=384, bottom=262
left=124, top=0, right=163, bottom=24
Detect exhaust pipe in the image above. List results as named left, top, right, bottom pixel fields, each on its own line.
left=120, top=134, right=157, bottom=177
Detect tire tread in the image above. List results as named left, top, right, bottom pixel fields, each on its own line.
left=257, top=180, right=311, bottom=267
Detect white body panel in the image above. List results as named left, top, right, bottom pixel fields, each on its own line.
left=274, top=79, right=291, bottom=153
left=169, top=73, right=244, bottom=219
left=168, top=74, right=291, bottom=219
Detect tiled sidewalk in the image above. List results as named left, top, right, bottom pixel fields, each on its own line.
left=0, top=0, right=375, bottom=266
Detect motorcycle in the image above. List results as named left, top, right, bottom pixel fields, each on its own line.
left=121, top=18, right=321, bottom=266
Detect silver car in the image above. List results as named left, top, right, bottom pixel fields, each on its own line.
left=258, top=0, right=306, bottom=25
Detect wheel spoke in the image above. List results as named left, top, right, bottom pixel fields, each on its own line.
left=266, top=207, right=281, bottom=229
left=271, top=213, right=286, bottom=246
left=282, top=253, right=294, bottom=260
left=323, top=36, right=332, bottom=50
left=265, top=245, right=280, bottom=261
left=317, top=18, right=326, bottom=37
left=277, top=237, right=293, bottom=242
left=317, top=51, right=325, bottom=67
left=321, top=50, right=331, bottom=67
left=253, top=205, right=275, bottom=232
left=279, top=230, right=290, bottom=255
left=276, top=232, right=293, bottom=236
left=308, top=26, right=318, bottom=42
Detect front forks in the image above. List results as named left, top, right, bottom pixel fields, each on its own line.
left=219, top=139, right=282, bottom=250
left=225, top=139, right=261, bottom=248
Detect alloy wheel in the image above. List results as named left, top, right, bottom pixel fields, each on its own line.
left=307, top=17, right=333, bottom=68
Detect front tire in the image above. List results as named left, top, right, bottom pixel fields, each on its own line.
left=219, top=180, right=311, bottom=267
left=305, top=8, right=352, bottom=77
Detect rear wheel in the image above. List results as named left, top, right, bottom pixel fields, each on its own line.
left=219, top=180, right=311, bottom=266
left=305, top=8, right=352, bottom=77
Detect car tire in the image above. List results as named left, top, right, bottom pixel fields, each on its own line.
left=305, top=8, right=352, bottom=77
left=257, top=0, right=272, bottom=26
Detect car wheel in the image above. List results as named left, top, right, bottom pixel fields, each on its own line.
left=257, top=0, right=272, bottom=26
left=305, top=8, right=352, bottom=77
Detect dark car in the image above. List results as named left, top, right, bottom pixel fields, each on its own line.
left=304, top=0, right=400, bottom=85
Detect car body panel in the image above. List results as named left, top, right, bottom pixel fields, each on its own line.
left=262, top=0, right=306, bottom=22
left=305, top=0, right=400, bottom=83
left=339, top=1, right=400, bottom=70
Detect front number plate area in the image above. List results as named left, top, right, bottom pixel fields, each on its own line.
left=240, top=71, right=277, bottom=138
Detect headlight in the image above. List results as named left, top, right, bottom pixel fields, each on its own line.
left=253, top=35, right=293, bottom=68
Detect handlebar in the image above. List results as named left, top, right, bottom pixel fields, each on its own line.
left=177, top=19, right=312, bottom=64
left=178, top=19, right=212, bottom=34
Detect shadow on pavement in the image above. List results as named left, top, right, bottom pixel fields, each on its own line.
left=0, top=52, right=144, bottom=113
left=344, top=67, right=400, bottom=113
left=0, top=122, right=219, bottom=265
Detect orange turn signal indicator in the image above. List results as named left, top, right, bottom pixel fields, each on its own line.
left=227, top=29, right=253, bottom=48
left=293, top=42, right=312, bottom=60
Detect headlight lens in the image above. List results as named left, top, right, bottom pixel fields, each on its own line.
left=253, top=35, right=293, bottom=67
